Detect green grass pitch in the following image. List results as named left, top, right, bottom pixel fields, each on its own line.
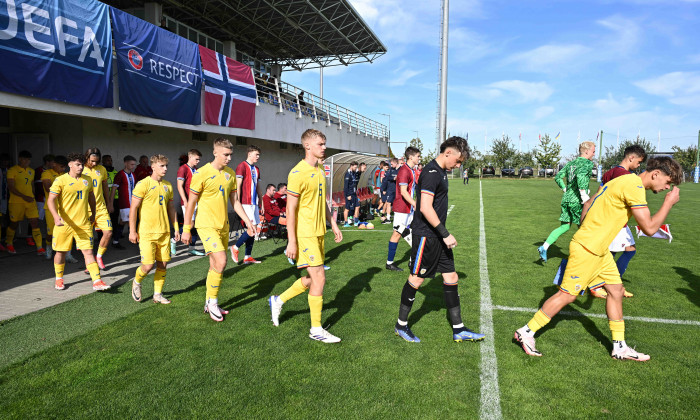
left=1, top=178, right=698, bottom=419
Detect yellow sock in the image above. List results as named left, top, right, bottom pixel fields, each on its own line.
left=32, top=228, right=42, bottom=250
left=609, top=319, right=625, bottom=341
left=153, top=269, right=166, bottom=295
left=6, top=227, right=15, bottom=244
left=205, top=270, right=223, bottom=301
left=54, top=263, right=65, bottom=279
left=134, top=266, right=147, bottom=284
left=527, top=309, right=551, bottom=333
left=97, top=246, right=107, bottom=258
left=308, top=294, right=323, bottom=328
left=86, top=262, right=101, bottom=282
left=279, top=278, right=308, bottom=303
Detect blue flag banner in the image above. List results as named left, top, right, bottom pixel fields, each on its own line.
left=110, top=7, right=202, bottom=125
left=0, top=0, right=113, bottom=107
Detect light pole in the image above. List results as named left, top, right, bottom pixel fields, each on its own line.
left=378, top=112, right=390, bottom=142
left=413, top=130, right=419, bottom=140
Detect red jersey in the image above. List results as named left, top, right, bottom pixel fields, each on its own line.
left=133, top=165, right=152, bottom=182
left=393, top=164, right=416, bottom=214
left=601, top=166, right=631, bottom=185
left=34, top=165, right=46, bottom=202
left=113, top=170, right=136, bottom=209
left=415, top=168, right=422, bottom=181
left=273, top=191, right=287, bottom=212
left=235, top=161, right=260, bottom=206
left=176, top=164, right=197, bottom=206
left=262, top=194, right=283, bottom=222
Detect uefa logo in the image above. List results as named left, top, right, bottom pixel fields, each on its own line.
left=128, top=49, right=144, bottom=70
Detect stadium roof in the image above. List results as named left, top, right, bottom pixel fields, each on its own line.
left=109, top=0, right=387, bottom=70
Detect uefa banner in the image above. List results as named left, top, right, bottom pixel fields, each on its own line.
left=110, top=7, right=201, bottom=125
left=0, top=0, right=113, bottom=107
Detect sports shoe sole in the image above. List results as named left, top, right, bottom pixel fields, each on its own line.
left=454, top=335, right=485, bottom=343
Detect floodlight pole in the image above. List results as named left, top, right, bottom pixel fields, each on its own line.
left=437, top=0, right=449, bottom=150
left=320, top=66, right=324, bottom=100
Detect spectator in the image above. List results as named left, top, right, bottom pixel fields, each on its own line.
left=297, top=91, right=307, bottom=107
left=109, top=155, right=137, bottom=249
left=274, top=182, right=287, bottom=211
left=263, top=183, right=286, bottom=225
left=134, top=155, right=152, bottom=181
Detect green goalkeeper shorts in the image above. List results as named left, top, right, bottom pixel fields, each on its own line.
left=559, top=202, right=582, bottom=224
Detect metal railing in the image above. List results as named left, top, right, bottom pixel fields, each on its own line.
left=252, top=73, right=389, bottom=141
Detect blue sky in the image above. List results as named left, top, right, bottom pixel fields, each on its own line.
left=281, top=0, right=700, bottom=157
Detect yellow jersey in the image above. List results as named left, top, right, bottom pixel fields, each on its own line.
left=573, top=174, right=647, bottom=256
left=82, top=164, right=109, bottom=212
left=49, top=173, right=93, bottom=229
left=41, top=169, right=60, bottom=210
left=132, top=176, right=174, bottom=235
left=190, top=163, right=237, bottom=230
left=287, top=160, right=326, bottom=238
left=7, top=165, right=35, bottom=204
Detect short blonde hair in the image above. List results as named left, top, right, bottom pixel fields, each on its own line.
left=579, top=141, right=595, bottom=155
left=150, top=154, right=169, bottom=165
left=213, top=137, right=233, bottom=150
left=301, top=129, right=325, bottom=144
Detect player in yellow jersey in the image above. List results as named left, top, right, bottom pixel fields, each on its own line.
left=41, top=155, right=68, bottom=260
left=515, top=156, right=683, bottom=361
left=6, top=150, right=45, bottom=255
left=47, top=153, right=111, bottom=291
left=83, top=148, right=114, bottom=270
left=181, top=138, right=254, bottom=322
left=129, top=154, right=180, bottom=304
left=268, top=129, right=343, bottom=343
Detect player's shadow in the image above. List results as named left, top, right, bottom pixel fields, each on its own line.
left=535, top=285, right=612, bottom=351
left=673, top=266, right=700, bottom=308
left=532, top=242, right=566, bottom=266
left=394, top=248, right=412, bottom=267
left=221, top=240, right=362, bottom=312
left=323, top=266, right=380, bottom=328
left=405, top=272, right=469, bottom=327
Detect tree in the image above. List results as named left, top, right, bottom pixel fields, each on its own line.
left=534, top=134, right=562, bottom=175
left=421, top=148, right=437, bottom=166
left=408, top=137, right=423, bottom=155
left=601, top=137, right=656, bottom=170
left=463, top=147, right=483, bottom=174
left=491, top=135, right=517, bottom=176
left=513, top=150, right=536, bottom=172
left=671, top=144, right=698, bottom=173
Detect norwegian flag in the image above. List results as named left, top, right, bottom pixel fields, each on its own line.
left=199, top=45, right=256, bottom=129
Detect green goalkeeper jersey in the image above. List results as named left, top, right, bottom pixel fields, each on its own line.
left=555, top=157, right=594, bottom=205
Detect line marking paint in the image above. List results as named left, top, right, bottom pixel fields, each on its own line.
left=492, top=305, right=700, bottom=326
left=479, top=181, right=502, bottom=420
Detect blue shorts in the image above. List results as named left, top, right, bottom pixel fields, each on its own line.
left=346, top=194, right=359, bottom=211
left=385, top=193, right=396, bottom=204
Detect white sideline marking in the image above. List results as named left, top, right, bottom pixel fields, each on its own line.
left=492, top=305, right=700, bottom=326
left=479, top=182, right=502, bottom=420
left=339, top=229, right=392, bottom=232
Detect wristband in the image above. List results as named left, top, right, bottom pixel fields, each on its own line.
left=183, top=224, right=192, bottom=232
left=435, top=223, right=450, bottom=238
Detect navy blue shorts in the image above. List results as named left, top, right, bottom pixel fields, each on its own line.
left=385, top=193, right=396, bottom=204
left=346, top=194, right=359, bottom=211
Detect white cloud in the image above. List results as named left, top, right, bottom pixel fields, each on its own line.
left=688, top=54, right=700, bottom=64
left=452, top=80, right=554, bottom=103
left=592, top=94, right=640, bottom=114
left=596, top=15, right=642, bottom=56
left=634, top=71, right=700, bottom=106
left=504, top=44, right=590, bottom=73
left=534, top=106, right=555, bottom=120
left=387, top=68, right=424, bottom=86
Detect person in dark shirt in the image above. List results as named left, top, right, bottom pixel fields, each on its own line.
left=342, top=162, right=359, bottom=227
left=380, top=158, right=399, bottom=224
left=393, top=136, right=485, bottom=344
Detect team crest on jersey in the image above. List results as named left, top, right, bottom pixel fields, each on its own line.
left=163, top=185, right=168, bottom=192
left=575, top=284, right=581, bottom=292
left=224, top=173, right=231, bottom=181
left=420, top=268, right=427, bottom=275
left=95, top=170, right=101, bottom=176
left=83, top=179, right=89, bottom=186
left=310, top=255, right=315, bottom=262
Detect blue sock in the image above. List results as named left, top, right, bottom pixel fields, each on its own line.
left=190, top=233, right=199, bottom=247
left=236, top=232, right=250, bottom=248
left=245, top=236, right=255, bottom=256
left=616, top=250, right=636, bottom=276
left=387, top=241, right=398, bottom=263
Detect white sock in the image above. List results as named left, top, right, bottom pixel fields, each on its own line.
left=96, top=253, right=103, bottom=258
left=397, top=319, right=408, bottom=326
left=387, top=260, right=393, bottom=265
left=208, top=298, right=218, bottom=306
left=613, top=340, right=627, bottom=349
left=453, top=323, right=464, bottom=329
left=310, top=326, right=323, bottom=333
left=542, top=243, right=550, bottom=251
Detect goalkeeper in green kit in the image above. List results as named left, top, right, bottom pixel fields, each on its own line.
left=538, top=141, right=596, bottom=262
